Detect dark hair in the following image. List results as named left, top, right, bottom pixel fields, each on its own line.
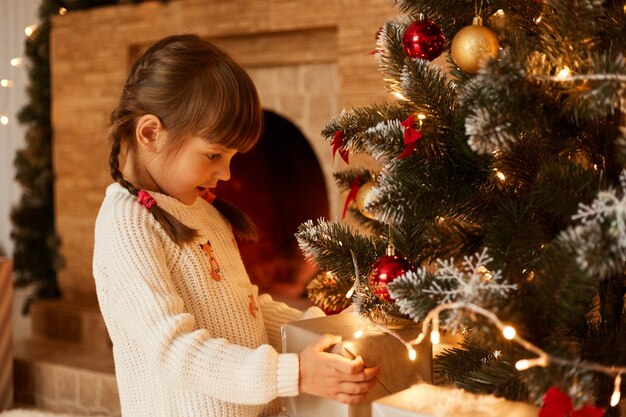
left=107, top=34, right=261, bottom=244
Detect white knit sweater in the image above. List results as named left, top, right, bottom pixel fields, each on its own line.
left=93, top=183, right=324, bottom=417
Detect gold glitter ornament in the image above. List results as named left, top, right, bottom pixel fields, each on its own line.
left=451, top=16, right=500, bottom=73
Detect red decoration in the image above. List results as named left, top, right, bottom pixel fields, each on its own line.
left=402, top=20, right=446, bottom=61
left=342, top=177, right=361, bottom=219
left=368, top=247, right=413, bottom=302
left=539, top=386, right=605, bottom=417
left=331, top=130, right=350, bottom=165
left=197, top=187, right=216, bottom=203
left=398, top=114, right=423, bottom=159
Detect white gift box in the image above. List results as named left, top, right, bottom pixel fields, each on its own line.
left=282, top=312, right=432, bottom=417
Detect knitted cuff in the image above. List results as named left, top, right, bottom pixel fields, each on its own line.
left=276, top=353, right=299, bottom=397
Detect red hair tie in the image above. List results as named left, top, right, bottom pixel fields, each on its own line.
left=138, top=190, right=157, bottom=210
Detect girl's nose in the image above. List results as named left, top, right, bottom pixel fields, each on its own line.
left=216, top=159, right=231, bottom=182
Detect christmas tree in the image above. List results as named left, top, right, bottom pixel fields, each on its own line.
left=297, top=0, right=626, bottom=414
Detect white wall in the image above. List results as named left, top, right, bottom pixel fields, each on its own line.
left=0, top=0, right=41, bottom=257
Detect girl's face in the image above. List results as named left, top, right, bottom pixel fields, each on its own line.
left=149, top=133, right=237, bottom=205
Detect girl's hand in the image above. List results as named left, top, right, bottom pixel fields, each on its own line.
left=298, top=334, right=379, bottom=404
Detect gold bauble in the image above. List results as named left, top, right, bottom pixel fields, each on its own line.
left=451, top=17, right=500, bottom=74
left=355, top=181, right=377, bottom=220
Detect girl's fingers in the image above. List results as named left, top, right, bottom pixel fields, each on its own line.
left=337, top=378, right=378, bottom=395
left=333, top=392, right=370, bottom=405
left=339, top=366, right=380, bottom=382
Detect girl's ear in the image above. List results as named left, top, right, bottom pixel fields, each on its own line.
left=135, top=114, right=165, bottom=152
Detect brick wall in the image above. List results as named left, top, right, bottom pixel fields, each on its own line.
left=50, top=0, right=396, bottom=296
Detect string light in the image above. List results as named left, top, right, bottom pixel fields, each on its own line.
left=407, top=345, right=417, bottom=361
left=495, top=170, right=506, bottom=182
left=515, top=356, right=548, bottom=371
left=24, top=24, right=38, bottom=37
left=502, top=325, right=516, bottom=340
left=363, top=300, right=626, bottom=406
left=534, top=14, right=543, bottom=24
left=353, top=329, right=364, bottom=339
left=1, top=79, right=14, bottom=88
left=10, top=57, right=22, bottom=68
left=0, top=115, right=9, bottom=126
left=557, top=67, right=572, bottom=79
left=611, top=374, right=622, bottom=407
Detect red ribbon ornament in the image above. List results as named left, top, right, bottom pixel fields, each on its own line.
left=331, top=130, right=350, bottom=165
left=398, top=114, right=423, bottom=159
left=539, top=387, right=605, bottom=417
left=342, top=176, right=361, bottom=219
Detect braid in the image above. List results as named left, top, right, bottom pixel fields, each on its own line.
left=107, top=113, right=198, bottom=246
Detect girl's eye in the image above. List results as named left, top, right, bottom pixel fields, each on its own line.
left=207, top=154, right=221, bottom=160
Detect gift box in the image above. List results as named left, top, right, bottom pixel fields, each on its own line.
left=371, top=383, right=539, bottom=417
left=282, top=312, right=432, bottom=417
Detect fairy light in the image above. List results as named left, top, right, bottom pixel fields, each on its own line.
left=353, top=329, right=364, bottom=339
left=0, top=115, right=9, bottom=126
left=495, top=170, right=506, bottom=182
left=1, top=79, right=14, bottom=88
left=407, top=345, right=417, bottom=361
left=24, top=24, right=38, bottom=37
left=611, top=374, right=622, bottom=407
left=345, top=285, right=355, bottom=298
left=515, top=356, right=548, bottom=371
left=534, top=14, right=543, bottom=24
left=502, top=325, right=517, bottom=340
left=557, top=67, right=572, bottom=79
left=10, top=57, right=22, bottom=68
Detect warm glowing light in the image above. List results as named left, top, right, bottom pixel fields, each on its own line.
left=502, top=326, right=516, bottom=340
left=515, top=356, right=548, bottom=371
left=24, top=24, right=38, bottom=37
left=345, top=286, right=355, bottom=298
left=0, top=115, right=9, bottom=126
left=353, top=329, right=364, bottom=339
left=430, top=330, right=440, bottom=345
left=0, top=79, right=14, bottom=88
left=10, top=57, right=22, bottom=67
left=417, top=114, right=426, bottom=120
left=408, top=347, right=417, bottom=361
left=58, top=7, right=68, bottom=15
left=534, top=14, right=543, bottom=24
left=557, top=67, right=572, bottom=79
left=611, top=374, right=622, bottom=407
left=495, top=171, right=506, bottom=182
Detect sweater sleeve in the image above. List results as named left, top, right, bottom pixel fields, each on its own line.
left=257, top=292, right=326, bottom=351
left=93, top=199, right=299, bottom=404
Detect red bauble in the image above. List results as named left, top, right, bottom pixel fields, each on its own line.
left=368, top=250, right=414, bottom=302
left=402, top=20, right=446, bottom=61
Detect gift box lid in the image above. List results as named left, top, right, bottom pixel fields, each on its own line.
left=372, top=383, right=539, bottom=417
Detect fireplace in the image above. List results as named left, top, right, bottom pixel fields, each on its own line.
left=218, top=110, right=329, bottom=295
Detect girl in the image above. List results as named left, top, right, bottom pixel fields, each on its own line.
left=92, top=34, right=378, bottom=417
